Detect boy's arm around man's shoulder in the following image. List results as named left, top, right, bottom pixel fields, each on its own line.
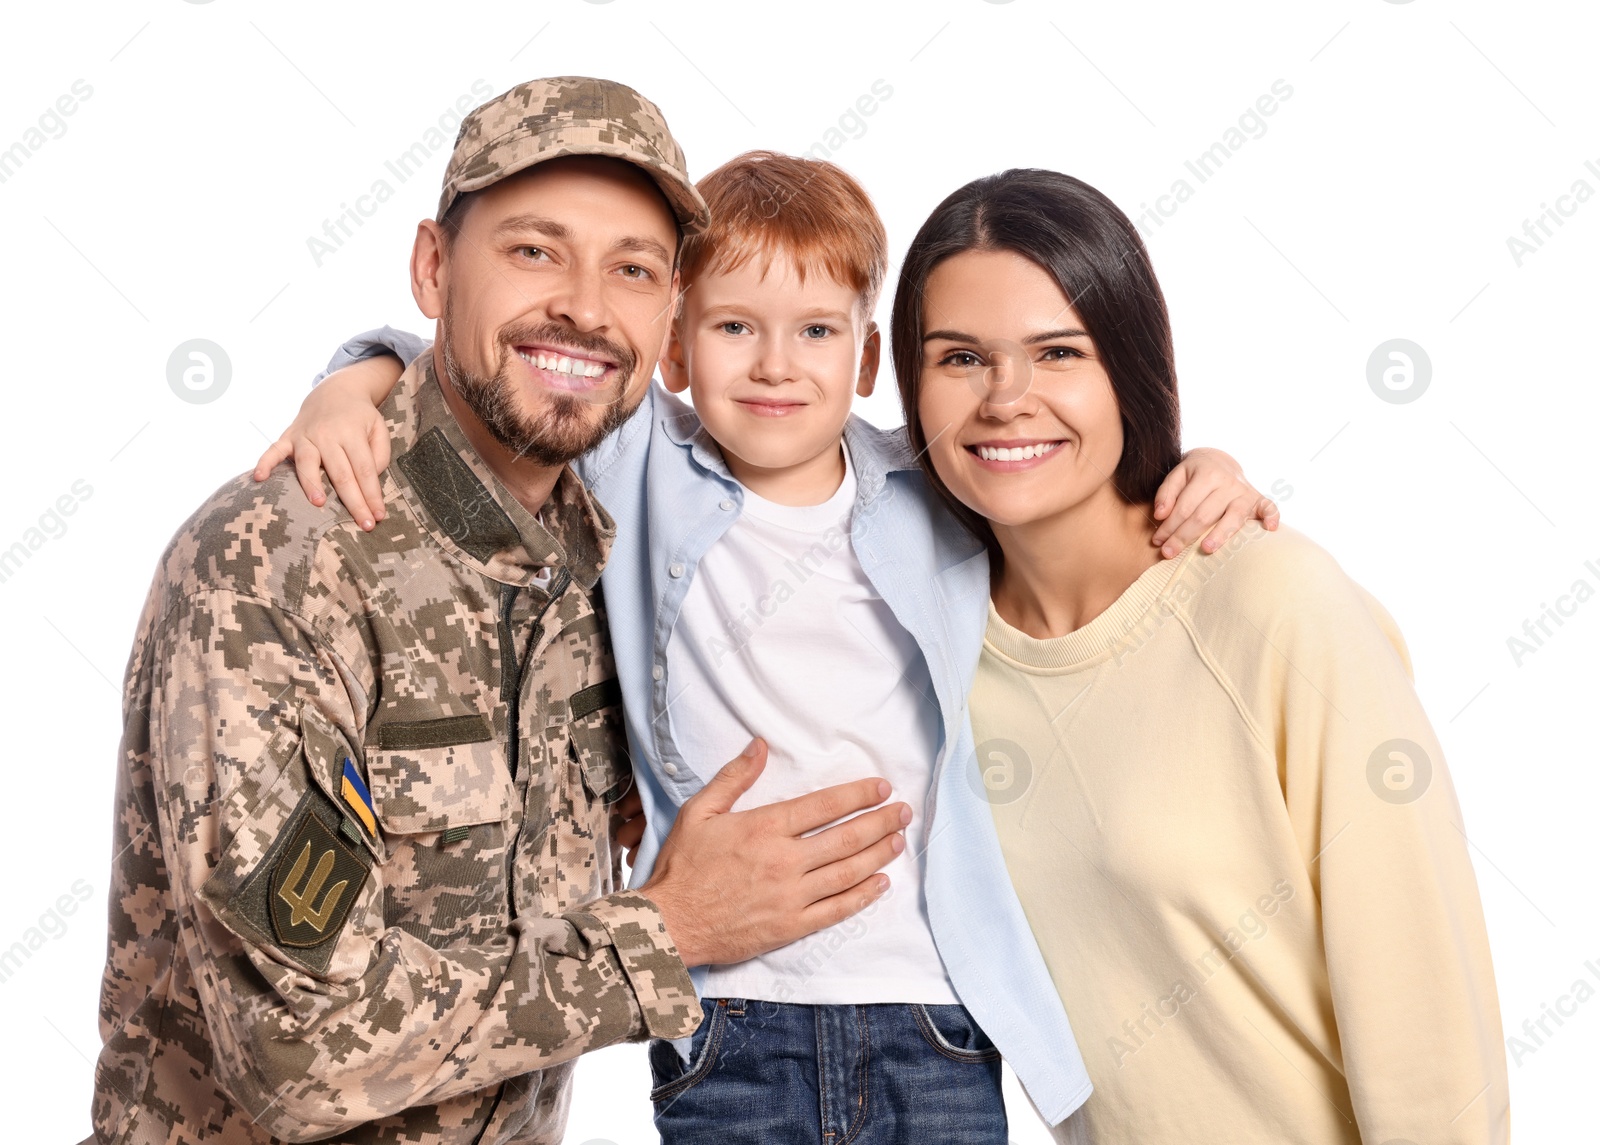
left=310, top=323, right=663, bottom=502
left=313, top=325, right=432, bottom=388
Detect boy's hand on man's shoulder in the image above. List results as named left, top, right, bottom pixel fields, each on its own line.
left=253, top=354, right=406, bottom=531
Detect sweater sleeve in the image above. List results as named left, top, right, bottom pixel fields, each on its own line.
left=1242, top=533, right=1509, bottom=1143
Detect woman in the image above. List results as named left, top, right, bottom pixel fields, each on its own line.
left=889, top=169, right=1509, bottom=1143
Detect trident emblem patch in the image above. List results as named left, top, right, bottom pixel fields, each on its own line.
left=268, top=809, right=368, bottom=948
left=277, top=842, right=349, bottom=931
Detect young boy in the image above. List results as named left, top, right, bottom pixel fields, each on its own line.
left=259, top=152, right=1268, bottom=1141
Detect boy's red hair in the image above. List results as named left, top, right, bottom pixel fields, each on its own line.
left=680, top=150, right=888, bottom=316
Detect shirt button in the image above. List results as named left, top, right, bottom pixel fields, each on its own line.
left=652, top=664, right=664, bottom=681
left=662, top=761, right=679, bottom=777
left=719, top=498, right=735, bottom=511
left=669, top=562, right=686, bottom=578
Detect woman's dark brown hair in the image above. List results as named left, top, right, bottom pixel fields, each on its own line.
left=890, top=168, right=1182, bottom=552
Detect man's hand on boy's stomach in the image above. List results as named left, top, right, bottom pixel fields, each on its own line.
left=641, top=737, right=910, bottom=969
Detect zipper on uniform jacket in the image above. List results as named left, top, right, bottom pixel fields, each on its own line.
left=473, top=568, right=573, bottom=1145
left=497, top=570, right=573, bottom=781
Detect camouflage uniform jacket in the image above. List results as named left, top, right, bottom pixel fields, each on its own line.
left=90, top=354, right=701, bottom=1144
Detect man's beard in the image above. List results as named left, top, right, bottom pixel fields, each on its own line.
left=440, top=303, right=639, bottom=468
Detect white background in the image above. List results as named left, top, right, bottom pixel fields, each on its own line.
left=1, top=0, right=1594, bottom=1141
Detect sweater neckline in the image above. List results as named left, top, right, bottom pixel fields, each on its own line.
left=984, top=540, right=1203, bottom=672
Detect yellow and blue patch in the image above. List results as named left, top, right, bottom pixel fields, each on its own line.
left=340, top=758, right=377, bottom=837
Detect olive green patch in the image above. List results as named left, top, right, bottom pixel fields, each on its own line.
left=229, top=789, right=373, bottom=975
left=569, top=678, right=621, bottom=720
left=396, top=426, right=521, bottom=563
left=268, top=802, right=370, bottom=950
left=373, top=712, right=494, bottom=750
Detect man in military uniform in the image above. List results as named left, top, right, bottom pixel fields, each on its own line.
left=87, top=78, right=907, bottom=1144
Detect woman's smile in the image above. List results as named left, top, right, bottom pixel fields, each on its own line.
left=964, top=438, right=1070, bottom=470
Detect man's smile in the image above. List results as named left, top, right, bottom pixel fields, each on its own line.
left=514, top=342, right=616, bottom=391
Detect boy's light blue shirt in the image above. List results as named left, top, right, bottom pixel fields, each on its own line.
left=320, top=329, right=1092, bottom=1125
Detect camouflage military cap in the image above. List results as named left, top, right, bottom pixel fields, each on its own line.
left=438, top=76, right=709, bottom=234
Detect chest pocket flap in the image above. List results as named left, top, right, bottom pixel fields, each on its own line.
left=565, top=678, right=631, bottom=804
left=300, top=705, right=385, bottom=862
left=364, top=712, right=515, bottom=835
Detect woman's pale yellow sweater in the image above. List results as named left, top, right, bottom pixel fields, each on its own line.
left=975, top=522, right=1508, bottom=1144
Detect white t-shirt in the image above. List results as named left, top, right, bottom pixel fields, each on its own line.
left=664, top=443, right=958, bottom=1004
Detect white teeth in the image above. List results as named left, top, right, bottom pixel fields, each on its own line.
left=975, top=442, right=1062, bottom=462
left=519, top=350, right=609, bottom=378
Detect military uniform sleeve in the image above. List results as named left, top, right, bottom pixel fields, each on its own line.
left=144, top=586, right=698, bottom=1142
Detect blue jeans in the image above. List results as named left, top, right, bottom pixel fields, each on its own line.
left=647, top=998, right=1008, bottom=1144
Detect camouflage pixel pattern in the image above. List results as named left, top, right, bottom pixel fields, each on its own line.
left=438, top=75, right=710, bottom=234
left=90, top=355, right=701, bottom=1143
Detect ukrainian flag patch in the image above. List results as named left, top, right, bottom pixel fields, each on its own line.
left=340, top=758, right=377, bottom=837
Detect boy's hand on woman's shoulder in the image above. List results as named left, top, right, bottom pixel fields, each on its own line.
left=1151, top=447, right=1281, bottom=558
